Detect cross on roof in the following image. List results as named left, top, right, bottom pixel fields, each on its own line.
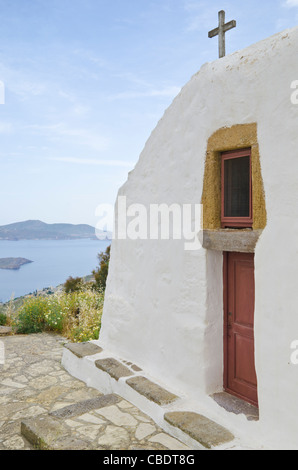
left=208, top=10, right=236, bottom=59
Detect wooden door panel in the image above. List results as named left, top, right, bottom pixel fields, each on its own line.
left=234, top=261, right=255, bottom=327
left=224, top=252, right=258, bottom=407
left=234, top=334, right=257, bottom=386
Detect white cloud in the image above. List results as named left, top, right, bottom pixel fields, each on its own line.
left=0, top=122, right=13, bottom=134
left=49, top=157, right=135, bottom=168
left=26, top=123, right=109, bottom=152
left=108, top=86, right=181, bottom=101
left=285, top=0, right=298, bottom=6
left=0, top=66, right=46, bottom=99
left=184, top=0, right=217, bottom=32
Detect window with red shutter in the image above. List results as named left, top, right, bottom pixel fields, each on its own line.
left=221, top=149, right=252, bottom=228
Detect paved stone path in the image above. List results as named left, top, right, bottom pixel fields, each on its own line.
left=0, top=333, right=190, bottom=450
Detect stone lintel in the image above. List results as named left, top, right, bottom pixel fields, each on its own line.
left=126, top=376, right=178, bottom=406
left=49, top=394, right=121, bottom=419
left=164, top=412, right=234, bottom=449
left=95, top=358, right=134, bottom=381
left=202, top=229, right=262, bottom=253
left=64, top=342, right=103, bottom=358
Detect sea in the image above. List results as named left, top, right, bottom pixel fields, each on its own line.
left=0, top=239, right=111, bottom=303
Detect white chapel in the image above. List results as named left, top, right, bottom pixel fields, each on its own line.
left=63, top=26, right=298, bottom=450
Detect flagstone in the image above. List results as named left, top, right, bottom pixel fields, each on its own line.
left=77, top=413, right=106, bottom=425
left=97, top=425, right=130, bottom=449
left=0, top=387, right=15, bottom=396
left=3, top=435, right=25, bottom=450
left=95, top=405, right=138, bottom=427
left=13, top=375, right=28, bottom=383
left=135, top=423, right=156, bottom=440
left=1, top=333, right=192, bottom=451
left=117, top=399, right=134, bottom=409
left=13, top=406, right=47, bottom=420
left=65, top=419, right=82, bottom=428
left=29, top=375, right=58, bottom=390
left=1, top=379, right=27, bottom=389
left=76, top=424, right=103, bottom=440
left=26, top=385, right=67, bottom=404
left=50, top=402, right=75, bottom=412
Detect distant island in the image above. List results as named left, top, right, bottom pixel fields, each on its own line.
left=0, top=258, right=33, bottom=270
left=0, top=220, right=112, bottom=241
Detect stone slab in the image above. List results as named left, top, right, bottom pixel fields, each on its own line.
left=126, top=376, right=178, bottom=406
left=95, top=358, right=134, bottom=381
left=164, top=412, right=234, bottom=449
left=49, top=394, right=121, bottom=419
left=21, top=416, right=92, bottom=450
left=64, top=342, right=103, bottom=358
left=202, top=229, right=262, bottom=254
left=0, top=326, right=12, bottom=336
left=212, top=392, right=259, bottom=421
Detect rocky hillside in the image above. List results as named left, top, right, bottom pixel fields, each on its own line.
left=0, top=220, right=111, bottom=240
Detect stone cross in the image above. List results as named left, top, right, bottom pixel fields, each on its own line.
left=208, top=10, right=236, bottom=58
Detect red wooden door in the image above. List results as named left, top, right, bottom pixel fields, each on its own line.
left=224, top=252, right=258, bottom=407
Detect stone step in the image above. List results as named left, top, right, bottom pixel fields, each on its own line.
left=126, top=376, right=178, bottom=406
left=164, top=412, right=234, bottom=450
left=64, top=342, right=103, bottom=358
left=49, top=394, right=121, bottom=419
left=22, top=394, right=123, bottom=450
left=21, top=393, right=191, bottom=451
left=0, top=326, right=12, bottom=336
left=63, top=344, right=235, bottom=449
left=21, top=416, right=92, bottom=450
left=95, top=357, right=134, bottom=381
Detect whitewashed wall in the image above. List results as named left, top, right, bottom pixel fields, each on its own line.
left=98, top=27, right=298, bottom=449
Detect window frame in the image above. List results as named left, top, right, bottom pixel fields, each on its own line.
left=221, top=148, right=253, bottom=228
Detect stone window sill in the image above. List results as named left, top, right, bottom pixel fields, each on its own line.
left=201, top=229, right=262, bottom=253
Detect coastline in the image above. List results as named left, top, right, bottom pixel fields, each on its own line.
left=0, top=274, right=94, bottom=314
left=0, top=238, right=110, bottom=305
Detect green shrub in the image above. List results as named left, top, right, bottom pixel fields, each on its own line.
left=14, top=296, right=48, bottom=334
left=93, top=245, right=111, bottom=292
left=60, top=289, right=104, bottom=342
left=63, top=276, right=83, bottom=293
left=13, top=288, right=104, bottom=341
left=43, top=296, right=64, bottom=332
left=0, top=312, right=7, bottom=326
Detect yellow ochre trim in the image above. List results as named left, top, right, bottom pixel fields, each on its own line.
left=201, top=123, right=267, bottom=230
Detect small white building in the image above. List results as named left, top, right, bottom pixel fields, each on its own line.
left=64, top=27, right=298, bottom=450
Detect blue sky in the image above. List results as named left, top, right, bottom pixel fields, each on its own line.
left=0, top=0, right=298, bottom=227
